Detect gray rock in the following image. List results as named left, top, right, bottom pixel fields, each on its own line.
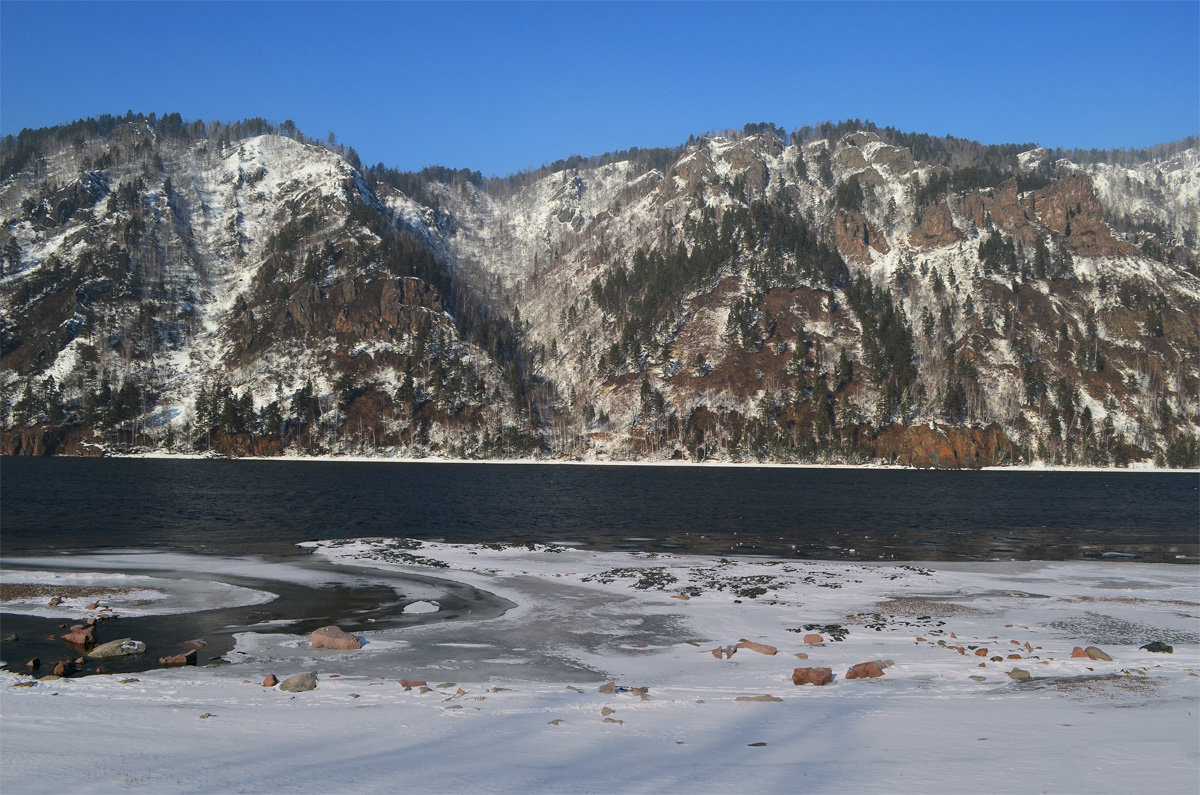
left=278, top=672, right=318, bottom=692
left=1084, top=646, right=1113, bottom=661
left=969, top=675, right=987, bottom=682
left=86, top=639, right=146, bottom=659
left=1008, top=667, right=1031, bottom=681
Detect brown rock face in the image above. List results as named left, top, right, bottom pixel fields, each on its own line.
left=1, top=426, right=105, bottom=457
left=791, top=667, right=833, bottom=686
left=310, top=626, right=362, bottom=650
left=908, top=200, right=963, bottom=249
left=845, top=661, right=885, bottom=680
left=1032, top=174, right=1137, bottom=258
left=831, top=210, right=889, bottom=263
left=871, top=423, right=1017, bottom=469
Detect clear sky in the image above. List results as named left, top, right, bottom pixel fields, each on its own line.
left=1, top=1, right=1196, bottom=176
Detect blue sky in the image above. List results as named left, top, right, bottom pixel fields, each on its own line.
left=1, top=1, right=1196, bottom=176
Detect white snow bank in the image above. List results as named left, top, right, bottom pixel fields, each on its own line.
left=2, top=540, right=1196, bottom=793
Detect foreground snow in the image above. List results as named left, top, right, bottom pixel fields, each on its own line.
left=2, top=541, right=1197, bottom=793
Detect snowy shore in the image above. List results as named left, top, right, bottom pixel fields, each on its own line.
left=119, top=449, right=1185, bottom=473
left=2, top=540, right=1198, bottom=793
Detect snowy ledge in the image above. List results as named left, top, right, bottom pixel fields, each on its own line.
left=2, top=539, right=1197, bottom=793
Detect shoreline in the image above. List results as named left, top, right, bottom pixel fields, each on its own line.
left=97, top=450, right=1193, bottom=473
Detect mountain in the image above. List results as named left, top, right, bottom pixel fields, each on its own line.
left=2, top=114, right=1197, bottom=467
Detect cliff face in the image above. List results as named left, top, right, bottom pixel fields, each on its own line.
left=2, top=117, right=1197, bottom=466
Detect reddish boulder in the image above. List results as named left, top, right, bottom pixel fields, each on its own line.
left=399, top=679, right=427, bottom=689
left=845, top=662, right=885, bottom=680
left=158, top=649, right=197, bottom=667
left=263, top=674, right=279, bottom=687
left=310, top=626, right=362, bottom=650
left=1071, top=647, right=1089, bottom=658
left=791, top=667, right=833, bottom=686
left=737, top=640, right=777, bottom=656
left=802, top=634, right=823, bottom=644
left=60, top=626, right=96, bottom=647
left=974, top=648, right=989, bottom=657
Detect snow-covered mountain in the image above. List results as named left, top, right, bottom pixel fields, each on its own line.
left=2, top=115, right=1197, bottom=466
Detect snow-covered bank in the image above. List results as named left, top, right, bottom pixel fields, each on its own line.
left=2, top=541, right=1197, bottom=793
left=119, top=449, right=1189, bottom=473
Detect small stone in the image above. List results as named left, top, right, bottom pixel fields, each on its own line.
left=1008, top=667, right=1031, bottom=681
left=548, top=719, right=563, bottom=725
left=11, top=681, right=37, bottom=688
left=794, top=652, right=808, bottom=660
left=348, top=693, right=360, bottom=698
left=710, top=648, right=722, bottom=658
left=199, top=713, right=213, bottom=719
left=1140, top=642, right=1174, bottom=654
left=1084, top=646, right=1113, bottom=661
left=803, top=634, right=823, bottom=644
left=974, top=648, right=989, bottom=657
left=278, top=673, right=318, bottom=692
left=25, top=658, right=40, bottom=671
left=628, top=687, right=649, bottom=696
left=969, top=675, right=986, bottom=682
left=84, top=602, right=100, bottom=610
left=399, top=679, right=428, bottom=689
left=601, top=707, right=616, bottom=716
left=418, top=686, right=432, bottom=694
left=263, top=674, right=278, bottom=687
left=991, top=656, right=1003, bottom=662
left=602, top=718, right=623, bottom=725
left=1007, top=654, right=1022, bottom=660
left=736, top=695, right=782, bottom=702
left=119, top=678, right=139, bottom=684
left=47, top=597, right=62, bottom=607
left=747, top=742, right=767, bottom=747
left=671, top=595, right=690, bottom=600
left=598, top=681, right=618, bottom=694
left=791, top=667, right=833, bottom=686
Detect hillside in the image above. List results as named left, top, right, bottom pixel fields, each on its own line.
left=2, top=114, right=1197, bottom=467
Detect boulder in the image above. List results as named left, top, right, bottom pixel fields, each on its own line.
left=278, top=673, right=318, bottom=692
left=1084, top=646, right=1112, bottom=661
left=791, top=667, right=833, bottom=686
left=262, top=674, right=278, bottom=687
left=737, top=640, right=777, bottom=656
left=87, top=638, right=146, bottom=659
left=1008, top=668, right=1031, bottom=681
left=60, top=626, right=97, bottom=647
left=974, top=648, right=989, bottom=657
left=158, top=649, right=198, bottom=667
left=1071, top=646, right=1090, bottom=658
left=598, top=681, right=618, bottom=694
left=399, top=679, right=428, bottom=689
left=310, top=626, right=362, bottom=650
left=25, top=658, right=40, bottom=671
left=47, top=597, right=62, bottom=607
left=845, top=661, right=885, bottom=680
left=802, top=634, right=823, bottom=644
left=1140, top=641, right=1174, bottom=654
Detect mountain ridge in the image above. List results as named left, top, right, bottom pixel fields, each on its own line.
left=2, top=114, right=1197, bottom=467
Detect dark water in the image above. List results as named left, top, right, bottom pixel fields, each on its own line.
left=1, top=458, right=1195, bottom=676
left=2, top=457, right=1197, bottom=561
